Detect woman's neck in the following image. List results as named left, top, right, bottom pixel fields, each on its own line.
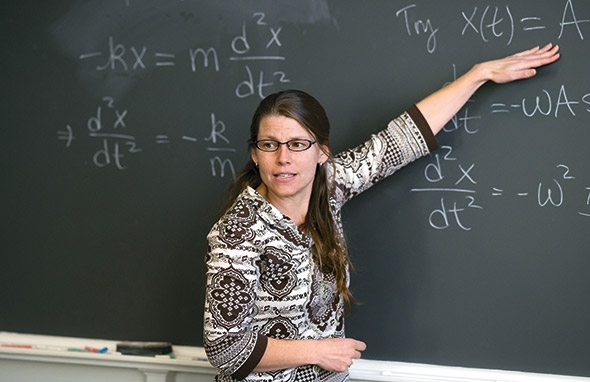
left=255, top=184, right=309, bottom=227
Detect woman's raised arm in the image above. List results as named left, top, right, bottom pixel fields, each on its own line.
left=416, top=43, right=560, bottom=135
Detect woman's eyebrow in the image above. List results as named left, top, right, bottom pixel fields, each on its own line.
left=257, top=135, right=312, bottom=140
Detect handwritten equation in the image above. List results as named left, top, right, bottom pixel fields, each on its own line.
left=411, top=146, right=590, bottom=230
left=396, top=0, right=588, bottom=53
left=58, top=96, right=239, bottom=177
left=78, top=12, right=290, bottom=99
left=439, top=64, right=590, bottom=136
left=59, top=11, right=288, bottom=175
left=410, top=57, right=589, bottom=229
left=56, top=2, right=589, bottom=178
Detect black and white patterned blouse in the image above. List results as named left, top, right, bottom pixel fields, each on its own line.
left=204, top=105, right=437, bottom=381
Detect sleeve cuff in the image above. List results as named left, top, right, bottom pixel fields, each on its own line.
left=232, top=334, right=268, bottom=380
left=407, top=104, right=439, bottom=152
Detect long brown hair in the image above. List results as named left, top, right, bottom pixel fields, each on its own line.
left=219, top=89, right=353, bottom=311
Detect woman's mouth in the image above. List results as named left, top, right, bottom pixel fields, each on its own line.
left=274, top=173, right=295, bottom=179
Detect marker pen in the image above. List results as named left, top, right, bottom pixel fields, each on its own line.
left=67, top=347, right=90, bottom=352
left=0, top=344, right=33, bottom=349
left=84, top=346, right=108, bottom=353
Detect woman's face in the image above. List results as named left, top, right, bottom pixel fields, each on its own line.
left=252, top=115, right=328, bottom=209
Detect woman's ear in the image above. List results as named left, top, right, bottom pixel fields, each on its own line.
left=318, top=144, right=330, bottom=164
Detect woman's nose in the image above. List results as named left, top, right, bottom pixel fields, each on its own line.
left=276, top=144, right=292, bottom=163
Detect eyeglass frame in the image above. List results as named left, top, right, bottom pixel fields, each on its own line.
left=252, top=138, right=317, bottom=152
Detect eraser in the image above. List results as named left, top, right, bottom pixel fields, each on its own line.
left=116, top=341, right=172, bottom=356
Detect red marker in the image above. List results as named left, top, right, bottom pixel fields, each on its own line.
left=1, top=344, right=33, bottom=349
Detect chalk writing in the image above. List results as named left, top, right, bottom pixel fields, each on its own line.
left=412, top=153, right=590, bottom=230
left=491, top=85, right=590, bottom=118
left=75, top=97, right=139, bottom=170
left=59, top=2, right=588, bottom=188
left=204, top=113, right=236, bottom=179
left=442, top=65, right=482, bottom=134
left=436, top=65, right=588, bottom=138
left=409, top=58, right=589, bottom=228
left=490, top=164, right=590, bottom=218
left=582, top=188, right=590, bottom=217
left=230, top=14, right=291, bottom=99
left=398, top=0, right=588, bottom=53
left=59, top=97, right=239, bottom=176
left=558, top=0, right=589, bottom=39
left=63, top=10, right=295, bottom=175
left=395, top=4, right=439, bottom=53
left=461, top=0, right=588, bottom=45
left=78, top=11, right=290, bottom=100
left=79, top=35, right=219, bottom=72
left=461, top=5, right=516, bottom=45
left=57, top=125, right=75, bottom=148
left=409, top=54, right=589, bottom=229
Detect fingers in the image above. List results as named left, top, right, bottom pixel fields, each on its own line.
left=343, top=339, right=366, bottom=360
left=530, top=44, right=560, bottom=62
left=514, top=43, right=559, bottom=61
left=514, top=45, right=541, bottom=57
left=532, top=43, right=560, bottom=59
left=349, top=339, right=366, bottom=367
left=343, top=340, right=365, bottom=369
left=489, top=42, right=560, bottom=83
left=353, top=339, right=367, bottom=353
left=315, top=338, right=367, bottom=372
left=526, top=44, right=560, bottom=69
left=540, top=42, right=559, bottom=53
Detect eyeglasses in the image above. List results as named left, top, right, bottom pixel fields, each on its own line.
left=253, top=139, right=317, bottom=152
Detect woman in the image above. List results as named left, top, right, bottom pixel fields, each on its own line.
left=204, top=44, right=560, bottom=381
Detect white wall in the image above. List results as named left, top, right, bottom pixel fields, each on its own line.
left=1, top=332, right=588, bottom=382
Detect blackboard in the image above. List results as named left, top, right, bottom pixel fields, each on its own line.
left=2, top=0, right=589, bottom=377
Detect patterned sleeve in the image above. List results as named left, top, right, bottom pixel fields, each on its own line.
left=204, top=204, right=268, bottom=380
left=330, top=105, right=438, bottom=205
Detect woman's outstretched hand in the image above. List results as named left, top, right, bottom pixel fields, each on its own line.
left=479, top=43, right=560, bottom=84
